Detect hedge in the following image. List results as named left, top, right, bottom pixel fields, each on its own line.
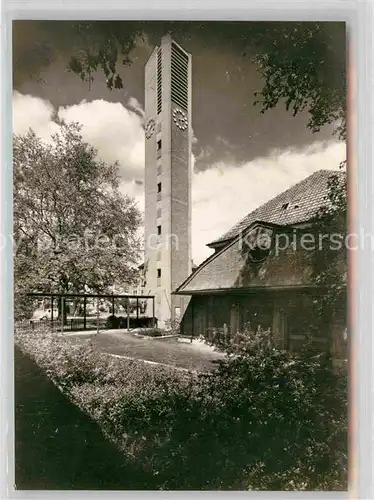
left=14, top=327, right=347, bottom=491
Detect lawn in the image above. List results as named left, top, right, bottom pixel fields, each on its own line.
left=64, top=329, right=225, bottom=372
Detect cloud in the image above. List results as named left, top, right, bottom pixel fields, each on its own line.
left=126, top=96, right=145, bottom=119
left=192, top=129, right=198, bottom=144
left=191, top=140, right=346, bottom=265
left=12, top=91, right=60, bottom=140
left=58, top=99, right=144, bottom=181
left=120, top=180, right=144, bottom=216
left=13, top=92, right=145, bottom=182
left=12, top=91, right=346, bottom=267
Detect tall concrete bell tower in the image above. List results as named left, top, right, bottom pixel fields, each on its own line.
left=144, top=35, right=192, bottom=327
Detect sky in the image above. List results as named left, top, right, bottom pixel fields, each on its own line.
left=12, top=21, right=346, bottom=265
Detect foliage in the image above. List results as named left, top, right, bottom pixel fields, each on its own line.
left=13, top=121, right=142, bottom=318
left=105, top=315, right=121, bottom=329
left=63, top=21, right=345, bottom=138
left=105, top=315, right=156, bottom=329
left=310, top=164, right=347, bottom=330
left=15, top=326, right=347, bottom=491
left=13, top=291, right=37, bottom=321
left=164, top=317, right=181, bottom=335
left=15, top=328, right=185, bottom=392
left=136, top=327, right=163, bottom=337
left=251, top=23, right=346, bottom=140
left=66, top=21, right=145, bottom=90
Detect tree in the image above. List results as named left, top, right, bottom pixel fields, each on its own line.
left=64, top=21, right=345, bottom=137
left=13, top=121, right=142, bottom=319
left=310, top=163, right=347, bottom=352
left=249, top=23, right=346, bottom=140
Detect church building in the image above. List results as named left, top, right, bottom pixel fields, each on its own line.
left=175, top=169, right=347, bottom=362
left=143, top=36, right=347, bottom=362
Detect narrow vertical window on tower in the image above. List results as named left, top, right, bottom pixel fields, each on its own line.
left=156, top=139, right=162, bottom=159
left=157, top=268, right=162, bottom=287
left=157, top=47, right=162, bottom=114
left=171, top=42, right=188, bottom=110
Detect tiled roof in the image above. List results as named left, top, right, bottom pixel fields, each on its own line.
left=208, top=170, right=346, bottom=248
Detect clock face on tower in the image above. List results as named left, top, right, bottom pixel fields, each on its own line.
left=145, top=118, right=156, bottom=139
left=172, top=108, right=188, bottom=130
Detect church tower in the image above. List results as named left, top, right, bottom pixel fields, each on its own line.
left=144, top=35, right=192, bottom=327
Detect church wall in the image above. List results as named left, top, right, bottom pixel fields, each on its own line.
left=180, top=290, right=347, bottom=361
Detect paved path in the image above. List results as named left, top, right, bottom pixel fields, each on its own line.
left=64, top=330, right=225, bottom=372
left=14, top=347, right=156, bottom=490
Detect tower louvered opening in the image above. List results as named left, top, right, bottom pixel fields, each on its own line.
left=157, top=48, right=162, bottom=114
left=171, top=43, right=188, bottom=111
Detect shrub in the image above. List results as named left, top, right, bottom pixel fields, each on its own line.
left=193, top=329, right=347, bottom=490
left=164, top=318, right=180, bottom=335
left=108, top=328, right=346, bottom=490
left=105, top=315, right=157, bottom=329
left=132, top=317, right=157, bottom=328
left=15, top=329, right=187, bottom=391
left=14, top=293, right=36, bottom=321
left=137, top=328, right=163, bottom=337
left=14, top=326, right=347, bottom=491
left=105, top=315, right=120, bottom=329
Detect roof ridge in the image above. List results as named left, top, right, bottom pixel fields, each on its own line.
left=208, top=169, right=344, bottom=247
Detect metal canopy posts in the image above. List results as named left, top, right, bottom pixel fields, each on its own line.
left=26, top=292, right=155, bottom=333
